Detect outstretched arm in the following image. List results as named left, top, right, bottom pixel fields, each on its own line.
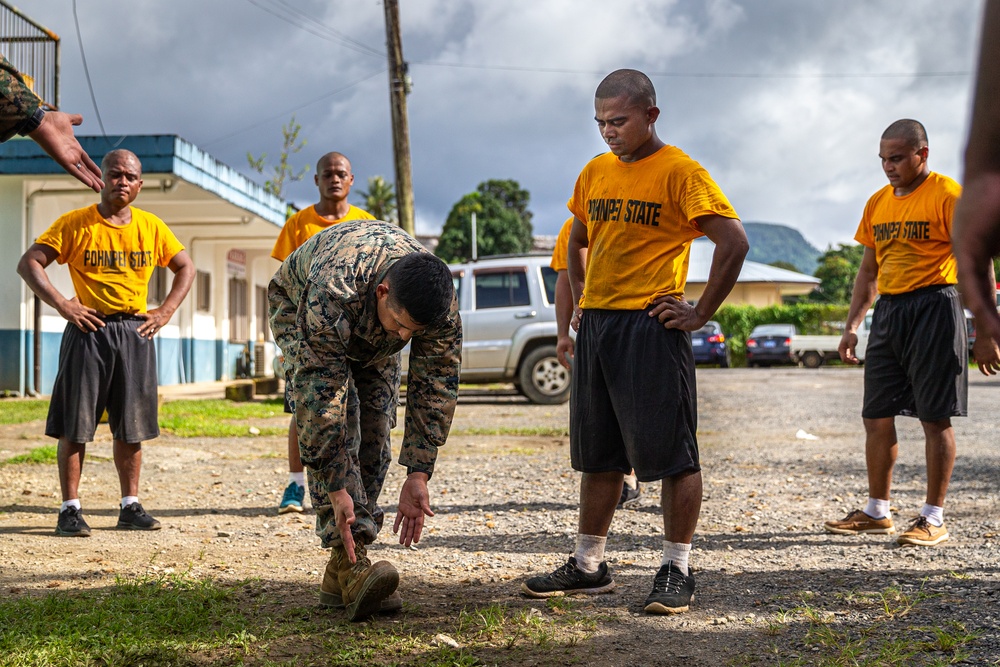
left=28, top=111, right=104, bottom=193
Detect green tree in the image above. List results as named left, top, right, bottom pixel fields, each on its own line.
left=435, top=179, right=534, bottom=262
left=768, top=260, right=800, bottom=272
left=356, top=175, right=397, bottom=223
left=809, top=243, right=865, bottom=304
left=247, top=115, right=309, bottom=199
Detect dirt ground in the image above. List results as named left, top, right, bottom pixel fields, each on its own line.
left=1, top=368, right=999, bottom=665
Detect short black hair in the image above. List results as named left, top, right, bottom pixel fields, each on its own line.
left=882, top=119, right=928, bottom=148
left=595, top=69, right=656, bottom=107
left=385, top=252, right=454, bottom=326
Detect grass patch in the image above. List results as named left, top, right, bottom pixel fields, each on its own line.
left=0, top=398, right=289, bottom=438
left=0, top=400, right=49, bottom=425
left=0, top=445, right=57, bottom=466
left=751, top=583, right=978, bottom=666
left=158, top=399, right=287, bottom=438
left=0, top=575, right=601, bottom=666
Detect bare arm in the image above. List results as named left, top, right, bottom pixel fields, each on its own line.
left=27, top=112, right=104, bottom=192
left=554, top=270, right=574, bottom=368
left=137, top=250, right=195, bottom=338
left=566, top=217, right=588, bottom=331
left=838, top=246, right=879, bottom=364
left=649, top=215, right=749, bottom=331
left=955, top=0, right=1000, bottom=348
left=16, top=242, right=104, bottom=332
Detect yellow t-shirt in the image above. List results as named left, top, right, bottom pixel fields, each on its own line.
left=854, top=172, right=960, bottom=295
left=35, top=204, right=184, bottom=314
left=549, top=217, right=573, bottom=271
left=567, top=146, right=738, bottom=310
left=271, top=204, right=375, bottom=261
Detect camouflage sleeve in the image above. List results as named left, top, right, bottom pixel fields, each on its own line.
left=0, top=54, right=42, bottom=142
left=398, top=308, right=463, bottom=477
left=268, top=262, right=356, bottom=493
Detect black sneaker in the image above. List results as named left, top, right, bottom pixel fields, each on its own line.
left=56, top=506, right=91, bottom=537
left=644, top=561, right=695, bottom=614
left=521, top=557, right=615, bottom=598
left=117, top=502, right=162, bottom=530
left=618, top=482, right=642, bottom=508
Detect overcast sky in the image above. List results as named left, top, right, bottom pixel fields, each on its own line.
left=9, top=0, right=986, bottom=249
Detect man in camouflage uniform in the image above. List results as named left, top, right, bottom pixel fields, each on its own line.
left=268, top=220, right=462, bottom=621
left=0, top=54, right=103, bottom=192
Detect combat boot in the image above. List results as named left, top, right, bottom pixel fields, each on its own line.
left=319, top=539, right=399, bottom=621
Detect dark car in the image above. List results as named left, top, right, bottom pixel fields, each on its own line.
left=746, top=323, right=797, bottom=367
left=691, top=320, right=730, bottom=367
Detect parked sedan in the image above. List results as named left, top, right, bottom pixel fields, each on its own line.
left=746, top=323, right=797, bottom=367
left=691, top=320, right=730, bottom=367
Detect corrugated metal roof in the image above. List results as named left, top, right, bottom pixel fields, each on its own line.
left=0, top=134, right=287, bottom=226
left=688, top=238, right=820, bottom=285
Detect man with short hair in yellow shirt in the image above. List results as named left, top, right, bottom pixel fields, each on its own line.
left=825, top=119, right=976, bottom=548
left=272, top=152, right=375, bottom=515
left=17, top=149, right=194, bottom=537
left=523, top=69, right=748, bottom=614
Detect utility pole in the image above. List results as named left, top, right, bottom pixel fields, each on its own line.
left=383, top=0, right=415, bottom=235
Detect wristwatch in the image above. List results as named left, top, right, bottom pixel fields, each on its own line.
left=18, top=107, right=45, bottom=136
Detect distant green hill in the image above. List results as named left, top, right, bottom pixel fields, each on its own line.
left=743, top=222, right=822, bottom=275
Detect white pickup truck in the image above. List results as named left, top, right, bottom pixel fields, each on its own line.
left=791, top=313, right=872, bottom=368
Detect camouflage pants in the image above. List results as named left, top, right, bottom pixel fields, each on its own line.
left=305, top=357, right=400, bottom=548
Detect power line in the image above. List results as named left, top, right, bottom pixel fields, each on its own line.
left=72, top=0, right=125, bottom=147
left=244, top=0, right=384, bottom=59
left=411, top=59, right=971, bottom=80
left=201, top=67, right=387, bottom=148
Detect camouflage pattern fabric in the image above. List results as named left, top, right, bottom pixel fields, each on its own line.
left=269, top=221, right=462, bottom=546
left=0, top=54, right=42, bottom=142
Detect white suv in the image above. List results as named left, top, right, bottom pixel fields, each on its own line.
left=403, top=254, right=570, bottom=404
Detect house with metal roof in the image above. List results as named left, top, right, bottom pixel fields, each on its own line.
left=685, top=238, right=820, bottom=307
left=0, top=134, right=287, bottom=396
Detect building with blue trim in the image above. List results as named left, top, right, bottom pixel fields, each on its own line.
left=0, top=134, right=286, bottom=396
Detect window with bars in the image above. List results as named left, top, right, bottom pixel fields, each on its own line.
left=255, top=285, right=270, bottom=342
left=196, top=271, right=211, bottom=311
left=147, top=266, right=168, bottom=306
left=229, top=277, right=248, bottom=342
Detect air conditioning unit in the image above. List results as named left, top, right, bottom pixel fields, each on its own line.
left=253, top=343, right=267, bottom=377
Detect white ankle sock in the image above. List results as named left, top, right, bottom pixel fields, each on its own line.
left=61, top=499, right=81, bottom=512
left=121, top=496, right=138, bottom=509
left=289, top=472, right=305, bottom=487
left=863, top=497, right=891, bottom=519
left=574, top=534, right=607, bottom=573
left=661, top=540, right=692, bottom=575
left=921, top=503, right=944, bottom=527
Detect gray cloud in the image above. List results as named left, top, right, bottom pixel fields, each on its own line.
left=14, top=0, right=984, bottom=249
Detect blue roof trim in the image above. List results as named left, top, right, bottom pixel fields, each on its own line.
left=0, top=134, right=287, bottom=226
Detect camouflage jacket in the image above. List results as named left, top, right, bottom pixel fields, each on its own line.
left=0, top=55, right=42, bottom=142
left=268, top=221, right=462, bottom=492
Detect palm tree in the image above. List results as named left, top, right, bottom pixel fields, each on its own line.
left=357, top=176, right=397, bottom=223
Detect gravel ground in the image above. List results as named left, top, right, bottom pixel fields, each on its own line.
left=1, top=367, right=999, bottom=665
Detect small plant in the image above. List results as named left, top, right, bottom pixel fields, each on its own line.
left=0, top=444, right=57, bottom=466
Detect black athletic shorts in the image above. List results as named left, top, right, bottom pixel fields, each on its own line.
left=45, top=316, right=160, bottom=444
left=862, top=284, right=968, bottom=421
left=570, top=308, right=700, bottom=482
